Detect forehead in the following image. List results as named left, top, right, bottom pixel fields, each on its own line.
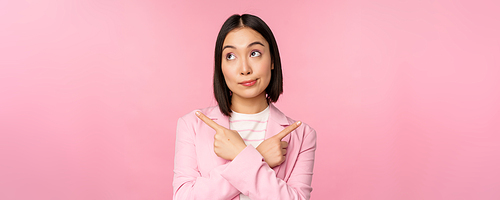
left=223, top=27, right=268, bottom=47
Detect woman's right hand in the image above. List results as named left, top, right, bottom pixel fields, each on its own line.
left=256, top=121, right=301, bottom=168
left=196, top=111, right=247, bottom=161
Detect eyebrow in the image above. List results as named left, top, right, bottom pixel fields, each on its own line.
left=222, top=41, right=265, bottom=51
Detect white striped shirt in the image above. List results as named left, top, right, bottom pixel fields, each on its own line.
left=229, top=106, right=270, bottom=200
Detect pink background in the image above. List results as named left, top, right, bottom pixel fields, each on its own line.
left=1, top=0, right=499, bottom=199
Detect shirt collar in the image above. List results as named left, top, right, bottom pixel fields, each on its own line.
left=206, top=103, right=290, bottom=127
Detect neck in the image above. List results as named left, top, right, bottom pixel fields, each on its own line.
left=230, top=92, right=269, bottom=114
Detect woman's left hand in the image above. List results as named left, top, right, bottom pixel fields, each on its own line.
left=256, top=121, right=301, bottom=168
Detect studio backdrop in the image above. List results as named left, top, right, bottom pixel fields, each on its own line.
left=1, top=0, right=499, bottom=199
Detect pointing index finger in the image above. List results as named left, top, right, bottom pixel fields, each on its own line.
left=275, top=121, right=302, bottom=140
left=196, top=111, right=223, bottom=131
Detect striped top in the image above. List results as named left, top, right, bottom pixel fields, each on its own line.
left=229, top=106, right=270, bottom=148
left=230, top=106, right=270, bottom=200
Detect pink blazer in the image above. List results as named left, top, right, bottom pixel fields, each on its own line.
left=173, top=104, right=317, bottom=200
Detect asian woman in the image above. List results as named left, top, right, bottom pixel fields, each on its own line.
left=173, top=14, right=317, bottom=200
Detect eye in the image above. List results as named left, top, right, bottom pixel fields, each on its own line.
left=226, top=53, right=236, bottom=60
left=250, top=51, right=261, bottom=57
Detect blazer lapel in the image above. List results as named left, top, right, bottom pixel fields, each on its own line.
left=206, top=106, right=230, bottom=130
left=207, top=104, right=289, bottom=138
left=265, top=104, right=292, bottom=178
left=205, top=104, right=293, bottom=175
left=266, top=104, right=291, bottom=142
left=205, top=107, right=230, bottom=165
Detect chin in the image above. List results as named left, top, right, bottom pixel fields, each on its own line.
left=243, top=91, right=267, bottom=99
left=232, top=90, right=266, bottom=100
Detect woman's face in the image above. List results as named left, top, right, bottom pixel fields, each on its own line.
left=221, top=27, right=273, bottom=101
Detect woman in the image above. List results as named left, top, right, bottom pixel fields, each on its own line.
left=173, top=14, right=317, bottom=200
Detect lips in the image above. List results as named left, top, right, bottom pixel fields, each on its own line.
left=239, top=79, right=257, bottom=86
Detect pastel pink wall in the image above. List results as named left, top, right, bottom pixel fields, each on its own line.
left=1, top=0, right=499, bottom=199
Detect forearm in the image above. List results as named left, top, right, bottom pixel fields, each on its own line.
left=221, top=146, right=314, bottom=200
left=173, top=163, right=240, bottom=200
left=174, top=117, right=240, bottom=199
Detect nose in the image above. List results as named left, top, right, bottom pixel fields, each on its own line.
left=240, top=58, right=252, bottom=75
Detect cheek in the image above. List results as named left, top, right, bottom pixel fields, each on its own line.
left=255, top=61, right=273, bottom=79
left=221, top=65, right=236, bottom=83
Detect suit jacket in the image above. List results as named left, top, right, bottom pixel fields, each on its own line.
left=173, top=104, right=317, bottom=200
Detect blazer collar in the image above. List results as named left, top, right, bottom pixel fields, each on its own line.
left=265, top=103, right=291, bottom=140
left=205, top=104, right=291, bottom=174
left=204, top=105, right=229, bottom=129
left=268, top=103, right=290, bottom=126
left=206, top=103, right=290, bottom=138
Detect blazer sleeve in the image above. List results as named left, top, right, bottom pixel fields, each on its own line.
left=173, top=117, right=240, bottom=200
left=220, top=126, right=317, bottom=200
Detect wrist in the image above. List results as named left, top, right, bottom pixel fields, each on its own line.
left=231, top=144, right=247, bottom=161
left=239, top=143, right=247, bottom=153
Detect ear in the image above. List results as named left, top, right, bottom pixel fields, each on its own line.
left=271, top=62, right=274, bottom=70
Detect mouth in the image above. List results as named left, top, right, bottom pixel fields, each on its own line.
left=239, top=79, right=258, bottom=86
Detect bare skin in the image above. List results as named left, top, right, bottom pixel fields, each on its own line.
left=196, top=26, right=301, bottom=168
left=196, top=111, right=301, bottom=168
left=220, top=27, right=273, bottom=115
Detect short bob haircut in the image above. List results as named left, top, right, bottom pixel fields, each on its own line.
left=214, top=14, right=283, bottom=117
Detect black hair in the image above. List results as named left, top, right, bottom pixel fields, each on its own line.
left=213, top=14, right=283, bottom=117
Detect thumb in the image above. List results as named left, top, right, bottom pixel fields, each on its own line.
left=275, top=121, right=301, bottom=140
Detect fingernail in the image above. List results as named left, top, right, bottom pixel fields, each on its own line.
left=297, top=121, right=302, bottom=125
left=195, top=111, right=200, bottom=116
